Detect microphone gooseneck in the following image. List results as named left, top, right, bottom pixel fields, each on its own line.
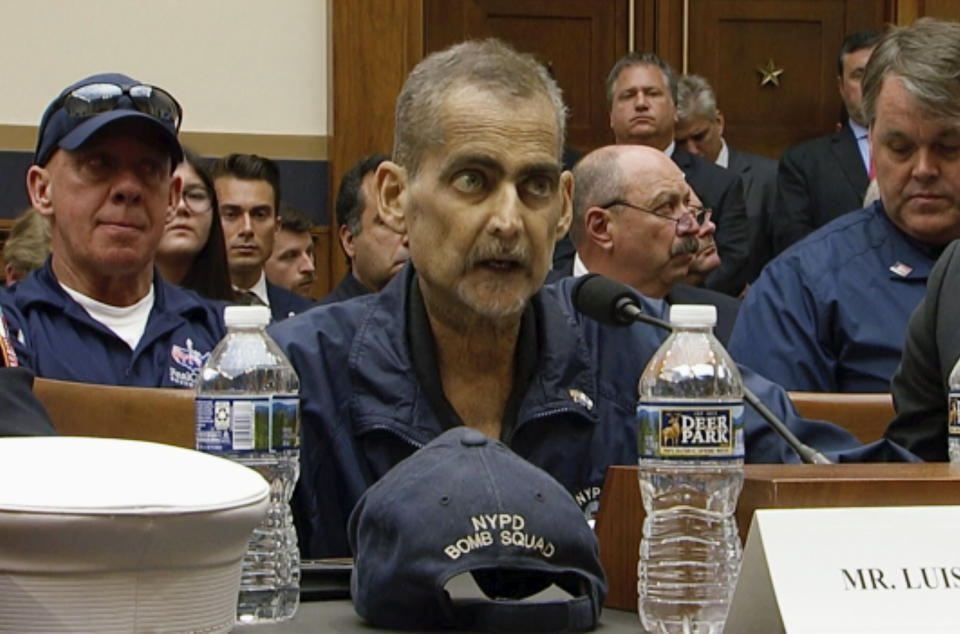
left=570, top=273, right=833, bottom=465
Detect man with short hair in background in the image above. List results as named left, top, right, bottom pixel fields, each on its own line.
left=675, top=74, right=778, bottom=278
left=320, top=153, right=409, bottom=305
left=265, top=203, right=317, bottom=299
left=211, top=153, right=312, bottom=320
left=730, top=19, right=960, bottom=392
left=0, top=73, right=224, bottom=387
left=772, top=29, right=882, bottom=253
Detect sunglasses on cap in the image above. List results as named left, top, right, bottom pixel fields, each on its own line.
left=53, top=82, right=182, bottom=131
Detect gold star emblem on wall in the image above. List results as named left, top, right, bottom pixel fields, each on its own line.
left=756, top=59, right=784, bottom=87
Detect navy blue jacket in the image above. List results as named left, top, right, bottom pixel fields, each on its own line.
left=319, top=270, right=370, bottom=306
left=266, top=281, right=314, bottom=322
left=270, top=265, right=915, bottom=559
left=0, top=260, right=226, bottom=388
left=729, top=202, right=934, bottom=392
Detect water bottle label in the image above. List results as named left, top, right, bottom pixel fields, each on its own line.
left=949, top=392, right=960, bottom=438
left=195, top=395, right=300, bottom=453
left=636, top=401, right=744, bottom=459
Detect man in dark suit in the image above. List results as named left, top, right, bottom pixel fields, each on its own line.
left=675, top=74, right=778, bottom=279
left=566, top=144, right=740, bottom=345
left=211, top=153, right=312, bottom=321
left=321, top=153, right=410, bottom=305
left=886, top=240, right=960, bottom=462
left=772, top=29, right=882, bottom=254
left=605, top=52, right=752, bottom=297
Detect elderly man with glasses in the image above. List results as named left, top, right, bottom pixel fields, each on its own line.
left=0, top=73, right=225, bottom=388
left=559, top=144, right=741, bottom=345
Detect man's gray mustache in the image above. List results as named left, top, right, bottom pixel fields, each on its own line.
left=464, top=242, right=532, bottom=269
left=669, top=236, right=700, bottom=257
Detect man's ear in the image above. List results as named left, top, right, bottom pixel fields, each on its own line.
left=555, top=170, right=574, bottom=238
left=166, top=171, right=182, bottom=224
left=26, top=165, right=55, bottom=218
left=584, top=206, right=615, bottom=250
left=716, top=110, right=725, bottom=136
left=338, top=223, right=357, bottom=260
left=377, top=160, right=408, bottom=234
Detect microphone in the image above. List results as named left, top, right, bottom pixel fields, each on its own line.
left=571, top=273, right=832, bottom=465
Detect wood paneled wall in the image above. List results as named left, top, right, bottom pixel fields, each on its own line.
left=329, top=0, right=423, bottom=292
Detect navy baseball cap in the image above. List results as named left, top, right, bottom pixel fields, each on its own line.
left=348, top=427, right=607, bottom=632
left=34, top=72, right=183, bottom=167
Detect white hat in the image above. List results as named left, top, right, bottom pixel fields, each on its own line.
left=0, top=437, right=269, bottom=633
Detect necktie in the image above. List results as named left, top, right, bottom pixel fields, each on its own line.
left=235, top=290, right=266, bottom=306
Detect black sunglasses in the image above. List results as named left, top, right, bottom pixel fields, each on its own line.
left=54, top=82, right=182, bottom=130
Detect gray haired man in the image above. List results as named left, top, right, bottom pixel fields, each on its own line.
left=675, top=74, right=778, bottom=276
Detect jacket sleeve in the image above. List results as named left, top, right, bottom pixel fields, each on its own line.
left=772, top=145, right=815, bottom=255
left=728, top=255, right=837, bottom=391
left=884, top=240, right=960, bottom=461
left=0, top=367, right=56, bottom=436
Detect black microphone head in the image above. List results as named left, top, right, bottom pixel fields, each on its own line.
left=570, top=273, right=643, bottom=327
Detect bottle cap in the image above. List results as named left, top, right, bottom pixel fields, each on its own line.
left=224, top=305, right=271, bottom=328
left=668, top=304, right=717, bottom=327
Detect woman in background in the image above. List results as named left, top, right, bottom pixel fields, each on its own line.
left=156, top=149, right=235, bottom=301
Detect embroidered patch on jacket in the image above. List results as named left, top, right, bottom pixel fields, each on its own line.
left=168, top=338, right=209, bottom=387
left=0, top=313, right=18, bottom=368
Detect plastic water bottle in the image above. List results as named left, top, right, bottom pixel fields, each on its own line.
left=635, top=304, right=744, bottom=634
left=948, top=356, right=960, bottom=463
left=195, top=305, right=301, bottom=624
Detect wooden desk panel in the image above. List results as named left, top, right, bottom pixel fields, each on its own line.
left=595, top=463, right=960, bottom=611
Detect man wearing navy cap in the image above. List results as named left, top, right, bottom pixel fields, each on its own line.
left=0, top=73, right=225, bottom=388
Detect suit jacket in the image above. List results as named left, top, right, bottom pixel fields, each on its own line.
left=671, top=148, right=752, bottom=296
left=727, top=146, right=778, bottom=278
left=772, top=124, right=868, bottom=254
left=319, top=270, right=370, bottom=306
left=885, top=239, right=960, bottom=461
left=266, top=281, right=314, bottom=322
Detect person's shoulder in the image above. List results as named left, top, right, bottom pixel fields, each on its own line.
left=270, top=269, right=405, bottom=350
left=267, top=282, right=315, bottom=314
left=729, top=147, right=777, bottom=175
left=780, top=129, right=841, bottom=163
left=766, top=205, right=882, bottom=277
left=1, top=264, right=60, bottom=312
left=676, top=148, right=736, bottom=181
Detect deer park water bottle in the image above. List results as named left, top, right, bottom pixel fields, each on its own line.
left=195, top=305, right=301, bottom=624
left=948, top=356, right=960, bottom=463
left=635, top=304, right=745, bottom=634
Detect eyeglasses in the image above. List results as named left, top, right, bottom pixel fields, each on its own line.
left=600, top=199, right=711, bottom=232
left=54, top=82, right=182, bottom=131
left=180, top=185, right=212, bottom=214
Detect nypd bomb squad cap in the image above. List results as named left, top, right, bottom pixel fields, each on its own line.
left=348, top=427, right=607, bottom=631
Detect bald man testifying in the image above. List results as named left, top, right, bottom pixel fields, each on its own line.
left=268, top=39, right=914, bottom=560
left=567, top=145, right=740, bottom=345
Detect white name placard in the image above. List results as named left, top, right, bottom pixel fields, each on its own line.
left=724, top=506, right=960, bottom=634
